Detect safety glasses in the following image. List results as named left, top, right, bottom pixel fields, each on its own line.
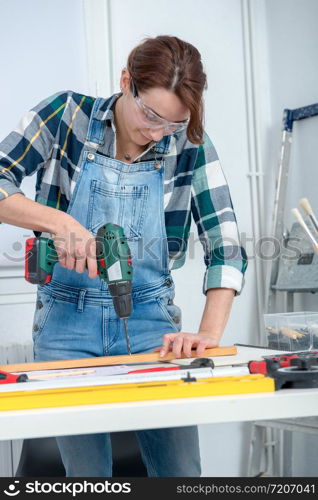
left=130, top=80, right=189, bottom=133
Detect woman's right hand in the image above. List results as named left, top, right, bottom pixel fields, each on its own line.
left=52, top=214, right=98, bottom=279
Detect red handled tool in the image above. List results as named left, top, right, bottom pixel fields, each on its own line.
left=248, top=354, right=299, bottom=374
left=248, top=351, right=318, bottom=375
left=128, top=367, right=180, bottom=374
left=0, top=370, right=28, bottom=384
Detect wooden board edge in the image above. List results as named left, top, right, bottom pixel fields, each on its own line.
left=1, top=346, right=237, bottom=373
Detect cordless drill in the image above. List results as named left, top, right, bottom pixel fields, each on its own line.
left=25, top=223, right=133, bottom=354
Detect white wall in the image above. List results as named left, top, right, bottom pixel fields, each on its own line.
left=0, top=0, right=90, bottom=341
left=0, top=0, right=90, bottom=269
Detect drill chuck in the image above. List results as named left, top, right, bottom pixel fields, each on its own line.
left=108, top=281, right=132, bottom=319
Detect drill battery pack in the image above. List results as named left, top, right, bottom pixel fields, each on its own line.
left=25, top=237, right=58, bottom=285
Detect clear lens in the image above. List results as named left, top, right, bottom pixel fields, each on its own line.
left=134, top=96, right=188, bottom=132
left=142, top=106, right=161, bottom=124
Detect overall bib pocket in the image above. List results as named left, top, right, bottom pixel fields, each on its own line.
left=87, top=179, right=149, bottom=240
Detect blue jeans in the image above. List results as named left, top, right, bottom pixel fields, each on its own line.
left=33, top=280, right=201, bottom=477
left=56, top=427, right=200, bottom=477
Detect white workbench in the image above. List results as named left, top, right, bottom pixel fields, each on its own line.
left=1, top=346, right=317, bottom=441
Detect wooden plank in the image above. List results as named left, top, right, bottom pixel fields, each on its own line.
left=1, top=346, right=237, bottom=373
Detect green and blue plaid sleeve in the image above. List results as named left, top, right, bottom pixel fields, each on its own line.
left=191, top=133, right=247, bottom=295
left=0, top=91, right=69, bottom=201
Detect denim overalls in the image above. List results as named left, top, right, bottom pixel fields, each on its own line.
left=32, top=97, right=201, bottom=477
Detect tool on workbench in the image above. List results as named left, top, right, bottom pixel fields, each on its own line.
left=25, top=223, right=133, bottom=355
left=270, top=357, right=318, bottom=390
left=248, top=351, right=317, bottom=374
left=248, top=351, right=318, bottom=389
left=0, top=370, right=28, bottom=384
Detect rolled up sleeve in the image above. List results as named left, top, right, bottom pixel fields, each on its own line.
left=191, top=133, right=248, bottom=295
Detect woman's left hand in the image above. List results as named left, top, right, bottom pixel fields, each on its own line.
left=155, top=332, right=220, bottom=359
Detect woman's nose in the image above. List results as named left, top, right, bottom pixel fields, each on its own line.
left=147, top=128, right=165, bottom=141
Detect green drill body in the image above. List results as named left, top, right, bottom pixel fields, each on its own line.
left=25, top=223, right=133, bottom=354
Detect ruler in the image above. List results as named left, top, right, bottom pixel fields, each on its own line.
left=0, top=374, right=275, bottom=411
left=0, top=367, right=215, bottom=393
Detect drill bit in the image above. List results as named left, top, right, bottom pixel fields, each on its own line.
left=123, top=318, right=132, bottom=355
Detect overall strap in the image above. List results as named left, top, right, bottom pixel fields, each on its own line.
left=86, top=97, right=105, bottom=145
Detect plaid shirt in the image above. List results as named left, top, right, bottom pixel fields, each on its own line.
left=0, top=91, right=247, bottom=294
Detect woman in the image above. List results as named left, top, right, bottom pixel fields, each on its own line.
left=0, top=36, right=247, bottom=477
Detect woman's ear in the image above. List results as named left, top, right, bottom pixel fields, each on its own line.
left=120, top=68, right=131, bottom=94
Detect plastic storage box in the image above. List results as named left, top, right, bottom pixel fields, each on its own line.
left=264, top=311, right=318, bottom=351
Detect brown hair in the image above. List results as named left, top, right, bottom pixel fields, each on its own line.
left=127, top=35, right=207, bottom=144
